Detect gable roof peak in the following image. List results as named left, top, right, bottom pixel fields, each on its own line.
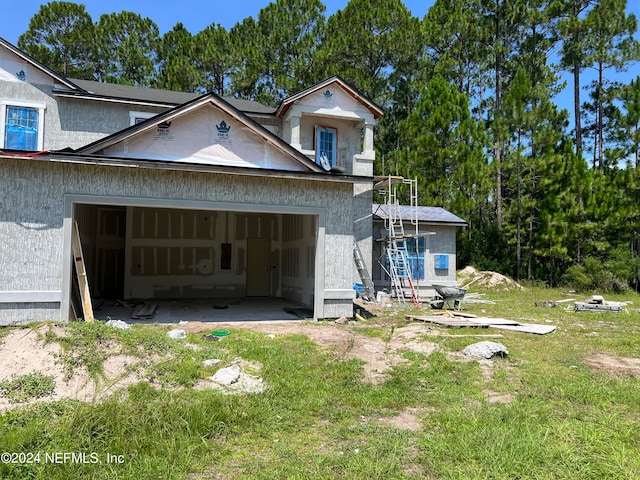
left=73, top=90, right=325, bottom=174
left=276, top=75, right=383, bottom=119
left=0, top=36, right=83, bottom=91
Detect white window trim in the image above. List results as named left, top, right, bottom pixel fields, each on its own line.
left=0, top=99, right=46, bottom=151
left=129, top=111, right=155, bottom=126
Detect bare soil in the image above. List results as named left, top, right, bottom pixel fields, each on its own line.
left=583, top=353, right=640, bottom=378
left=4, top=317, right=638, bottom=424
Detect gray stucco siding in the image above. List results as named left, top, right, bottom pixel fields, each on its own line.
left=0, top=160, right=63, bottom=292
left=54, top=98, right=160, bottom=149
left=0, top=81, right=169, bottom=151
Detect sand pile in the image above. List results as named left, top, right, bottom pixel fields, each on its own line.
left=458, top=266, right=523, bottom=290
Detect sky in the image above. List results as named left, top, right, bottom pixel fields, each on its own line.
left=0, top=0, right=435, bottom=43
left=1, top=0, right=640, bottom=120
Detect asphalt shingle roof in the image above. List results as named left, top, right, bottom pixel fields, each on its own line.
left=372, top=204, right=467, bottom=226
left=65, top=78, right=277, bottom=114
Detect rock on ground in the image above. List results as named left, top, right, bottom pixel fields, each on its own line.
left=462, top=341, right=509, bottom=359
left=167, top=329, right=186, bottom=339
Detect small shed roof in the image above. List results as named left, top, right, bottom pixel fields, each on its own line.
left=372, top=204, right=467, bottom=227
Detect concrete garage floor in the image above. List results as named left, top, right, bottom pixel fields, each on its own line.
left=92, top=297, right=311, bottom=324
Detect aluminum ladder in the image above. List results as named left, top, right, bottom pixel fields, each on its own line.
left=353, top=240, right=376, bottom=301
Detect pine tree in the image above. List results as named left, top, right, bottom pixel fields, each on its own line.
left=18, top=1, right=94, bottom=79
left=620, top=76, right=640, bottom=167
left=193, top=24, right=233, bottom=96
left=582, top=0, right=640, bottom=172
left=558, top=0, right=597, bottom=157
left=393, top=76, right=490, bottom=230
left=226, top=17, right=267, bottom=101
left=155, top=23, right=200, bottom=93
left=315, top=0, right=419, bottom=104
left=256, top=0, right=326, bottom=104
left=93, top=11, right=160, bottom=87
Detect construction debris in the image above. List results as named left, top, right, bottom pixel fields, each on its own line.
left=430, top=310, right=478, bottom=319
left=441, top=334, right=504, bottom=339
left=574, top=295, right=632, bottom=313
left=535, top=301, right=557, bottom=308
left=406, top=313, right=556, bottom=335
left=488, top=323, right=557, bottom=335
left=104, top=319, right=131, bottom=330
left=131, top=303, right=158, bottom=319
left=167, top=329, right=187, bottom=339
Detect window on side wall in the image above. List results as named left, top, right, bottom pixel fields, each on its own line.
left=315, top=126, right=337, bottom=171
left=129, top=111, right=155, bottom=126
left=383, top=237, right=426, bottom=281
left=406, top=237, right=426, bottom=280
left=1, top=101, right=45, bottom=151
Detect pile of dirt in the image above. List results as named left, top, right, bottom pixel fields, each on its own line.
left=457, top=266, right=523, bottom=291
left=0, top=325, right=145, bottom=411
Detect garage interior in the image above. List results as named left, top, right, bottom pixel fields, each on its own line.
left=72, top=203, right=318, bottom=322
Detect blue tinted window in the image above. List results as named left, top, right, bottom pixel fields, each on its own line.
left=315, top=127, right=336, bottom=168
left=386, top=238, right=425, bottom=280
left=5, top=106, right=39, bottom=150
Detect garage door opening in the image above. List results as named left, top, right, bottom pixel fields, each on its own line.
left=72, top=203, right=317, bottom=322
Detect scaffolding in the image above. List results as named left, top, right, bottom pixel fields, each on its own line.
left=375, top=175, right=419, bottom=306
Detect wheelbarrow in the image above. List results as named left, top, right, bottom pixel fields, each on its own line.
left=429, top=284, right=467, bottom=310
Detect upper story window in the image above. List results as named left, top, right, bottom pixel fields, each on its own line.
left=1, top=101, right=45, bottom=151
left=315, top=126, right=337, bottom=171
left=129, top=111, right=155, bottom=126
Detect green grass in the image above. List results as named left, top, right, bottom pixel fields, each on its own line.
left=1, top=287, right=640, bottom=478
left=0, top=372, right=55, bottom=404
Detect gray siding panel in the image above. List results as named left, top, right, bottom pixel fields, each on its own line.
left=0, top=303, right=60, bottom=326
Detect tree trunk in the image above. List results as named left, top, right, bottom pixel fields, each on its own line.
left=574, top=61, right=582, bottom=155
left=516, top=133, right=522, bottom=280
left=598, top=62, right=604, bottom=173
left=494, top=1, right=503, bottom=229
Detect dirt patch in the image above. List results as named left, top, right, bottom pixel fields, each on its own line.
left=377, top=406, right=426, bottom=431
left=183, top=320, right=440, bottom=384
left=584, top=353, right=640, bottom=378
left=0, top=325, right=148, bottom=410
left=0, top=319, right=463, bottom=409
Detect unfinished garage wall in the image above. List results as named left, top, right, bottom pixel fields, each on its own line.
left=281, top=214, right=316, bottom=306
left=127, top=207, right=219, bottom=298
left=75, top=206, right=316, bottom=303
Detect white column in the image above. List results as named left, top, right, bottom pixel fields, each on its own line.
left=290, top=115, right=302, bottom=150
left=363, top=122, right=374, bottom=155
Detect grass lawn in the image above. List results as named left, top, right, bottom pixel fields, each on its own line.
left=1, top=286, right=640, bottom=479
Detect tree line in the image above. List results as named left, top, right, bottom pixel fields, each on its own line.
left=18, top=0, right=640, bottom=291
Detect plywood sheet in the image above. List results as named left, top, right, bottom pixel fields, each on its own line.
left=487, top=324, right=557, bottom=335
